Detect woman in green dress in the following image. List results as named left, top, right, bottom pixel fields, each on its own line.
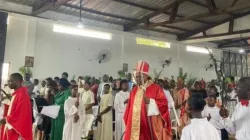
left=51, top=78, right=71, bottom=140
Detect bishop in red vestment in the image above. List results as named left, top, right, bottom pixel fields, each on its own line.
left=124, top=61, right=172, bottom=140
left=0, top=73, right=33, bottom=140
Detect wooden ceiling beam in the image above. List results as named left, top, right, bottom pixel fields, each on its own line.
left=64, top=3, right=184, bottom=33
left=169, top=2, right=179, bottom=23
left=135, top=26, right=178, bottom=35
left=177, top=10, right=250, bottom=40
left=231, top=0, right=239, bottom=7
left=228, top=19, right=234, bottom=33
left=162, top=25, right=189, bottom=31
left=113, top=0, right=157, bottom=11
left=33, top=0, right=70, bottom=15
left=114, top=0, right=211, bottom=25
left=148, top=3, right=250, bottom=28
left=189, top=0, right=207, bottom=8
left=123, top=0, right=188, bottom=31
left=63, top=4, right=138, bottom=21
left=205, top=0, right=217, bottom=13
left=182, top=29, right=250, bottom=41
left=202, top=31, right=207, bottom=36
left=218, top=38, right=249, bottom=47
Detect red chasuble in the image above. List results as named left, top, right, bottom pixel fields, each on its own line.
left=2, top=87, right=33, bottom=140
left=0, top=104, right=9, bottom=140
left=124, top=82, right=172, bottom=140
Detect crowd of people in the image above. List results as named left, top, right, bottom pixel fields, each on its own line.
left=0, top=60, right=250, bottom=140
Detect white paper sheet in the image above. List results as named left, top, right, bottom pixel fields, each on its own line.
left=41, top=105, right=60, bottom=119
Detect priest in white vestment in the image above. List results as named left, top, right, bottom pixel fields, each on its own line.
left=62, top=85, right=86, bottom=140
left=114, top=80, right=130, bottom=140
left=181, top=94, right=220, bottom=140
left=219, top=77, right=250, bottom=140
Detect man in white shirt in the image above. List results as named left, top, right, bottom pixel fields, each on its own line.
left=220, top=77, right=250, bottom=140
left=33, top=79, right=40, bottom=97
left=202, top=95, right=225, bottom=138
left=82, top=81, right=95, bottom=114
left=39, top=80, right=46, bottom=97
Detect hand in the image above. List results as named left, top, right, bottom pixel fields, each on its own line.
left=207, top=113, right=211, bottom=121
left=124, top=99, right=129, bottom=104
left=0, top=118, right=6, bottom=124
left=75, top=101, right=79, bottom=108
left=74, top=114, right=79, bottom=123
left=219, top=106, right=229, bottom=118
left=144, top=96, right=150, bottom=104
left=96, top=115, right=102, bottom=123
left=98, top=97, right=101, bottom=102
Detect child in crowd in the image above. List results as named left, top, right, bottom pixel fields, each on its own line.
left=96, top=84, right=113, bottom=140
left=207, top=86, right=221, bottom=108
left=181, top=94, right=220, bottom=140
left=202, top=95, right=227, bottom=139
left=63, top=85, right=86, bottom=140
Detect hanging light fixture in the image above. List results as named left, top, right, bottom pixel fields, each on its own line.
left=77, top=0, right=84, bottom=29
left=239, top=34, right=245, bottom=53
left=239, top=49, right=245, bottom=53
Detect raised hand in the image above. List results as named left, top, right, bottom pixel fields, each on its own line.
left=207, top=113, right=211, bottom=121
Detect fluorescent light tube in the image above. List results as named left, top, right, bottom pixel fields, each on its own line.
left=53, top=24, right=112, bottom=40
left=186, top=46, right=212, bottom=54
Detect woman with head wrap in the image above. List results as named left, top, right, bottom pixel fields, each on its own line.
left=50, top=78, right=71, bottom=140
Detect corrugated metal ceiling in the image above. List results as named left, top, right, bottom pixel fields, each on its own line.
left=4, top=0, right=250, bottom=36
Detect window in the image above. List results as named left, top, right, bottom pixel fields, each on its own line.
left=136, top=37, right=170, bottom=48
left=53, top=24, right=112, bottom=40
left=1, top=63, right=10, bottom=87
left=186, top=46, right=212, bottom=54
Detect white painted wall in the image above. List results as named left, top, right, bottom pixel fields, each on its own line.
left=4, top=14, right=221, bottom=81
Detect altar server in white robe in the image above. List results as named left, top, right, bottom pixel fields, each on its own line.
left=82, top=81, right=95, bottom=114
left=63, top=85, right=86, bottom=140
left=181, top=94, right=220, bottom=140
left=114, top=80, right=130, bottom=140
left=220, top=77, right=250, bottom=140
left=202, top=95, right=225, bottom=138
left=96, top=84, right=113, bottom=140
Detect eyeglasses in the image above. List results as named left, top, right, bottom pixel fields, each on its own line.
left=7, top=80, right=16, bottom=84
